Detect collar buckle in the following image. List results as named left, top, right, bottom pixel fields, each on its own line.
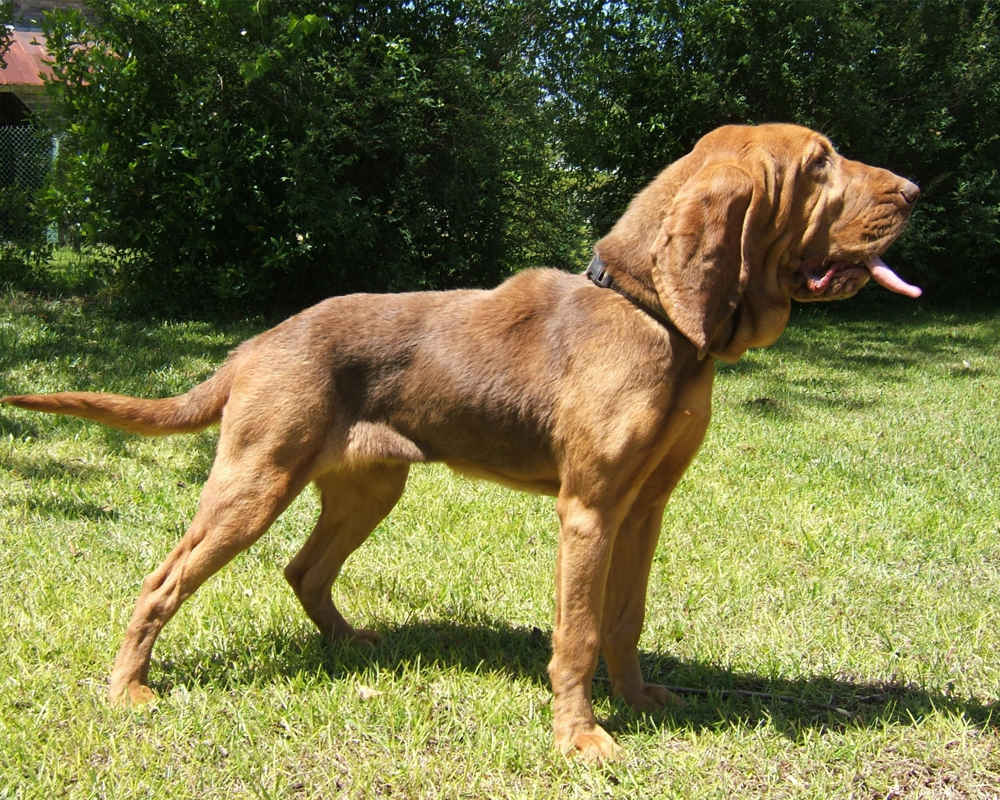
left=584, top=251, right=675, bottom=331
left=586, top=254, right=614, bottom=289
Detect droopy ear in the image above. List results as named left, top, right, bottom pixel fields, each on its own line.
left=651, top=164, right=761, bottom=357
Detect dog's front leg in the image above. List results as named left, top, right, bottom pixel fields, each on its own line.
left=548, top=494, right=622, bottom=761
left=601, top=403, right=710, bottom=712
left=600, top=503, right=684, bottom=712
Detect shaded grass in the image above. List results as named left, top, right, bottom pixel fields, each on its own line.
left=1, top=289, right=998, bottom=798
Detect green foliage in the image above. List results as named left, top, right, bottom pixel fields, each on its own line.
left=34, top=0, right=1000, bottom=308
left=1, top=245, right=113, bottom=297
left=540, top=0, right=1000, bottom=301
left=41, top=0, right=584, bottom=313
left=0, top=124, right=55, bottom=282
left=0, top=1, right=11, bottom=67
left=0, top=186, right=49, bottom=284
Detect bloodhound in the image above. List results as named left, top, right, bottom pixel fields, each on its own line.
left=3, top=123, right=921, bottom=760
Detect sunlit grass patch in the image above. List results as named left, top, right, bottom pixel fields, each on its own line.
left=1, top=292, right=998, bottom=798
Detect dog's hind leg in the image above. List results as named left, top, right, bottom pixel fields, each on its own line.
left=284, top=464, right=409, bottom=644
left=108, top=425, right=314, bottom=705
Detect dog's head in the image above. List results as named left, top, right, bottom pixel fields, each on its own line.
left=596, top=123, right=920, bottom=361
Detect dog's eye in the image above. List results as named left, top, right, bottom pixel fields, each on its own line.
left=809, top=152, right=831, bottom=175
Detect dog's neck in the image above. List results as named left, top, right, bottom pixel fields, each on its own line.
left=588, top=241, right=672, bottom=328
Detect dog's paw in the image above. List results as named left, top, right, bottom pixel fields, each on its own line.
left=350, top=628, right=381, bottom=647
left=623, top=682, right=685, bottom=712
left=108, top=681, right=158, bottom=707
left=331, top=625, right=381, bottom=647
left=555, top=722, right=623, bottom=762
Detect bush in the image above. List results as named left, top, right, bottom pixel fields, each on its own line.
left=40, top=0, right=999, bottom=309
left=42, top=0, right=585, bottom=313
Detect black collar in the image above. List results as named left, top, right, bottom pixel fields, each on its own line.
left=585, top=254, right=674, bottom=329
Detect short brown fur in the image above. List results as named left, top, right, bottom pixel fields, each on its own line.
left=2, top=124, right=918, bottom=760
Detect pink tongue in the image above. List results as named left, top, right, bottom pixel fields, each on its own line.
left=868, top=256, right=922, bottom=298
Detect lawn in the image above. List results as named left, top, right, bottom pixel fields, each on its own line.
left=1, top=288, right=998, bottom=798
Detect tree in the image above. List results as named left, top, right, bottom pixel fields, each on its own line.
left=40, top=0, right=1000, bottom=307
left=42, top=0, right=586, bottom=312
left=1, top=2, right=12, bottom=68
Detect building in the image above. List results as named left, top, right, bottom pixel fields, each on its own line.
left=2, top=1, right=87, bottom=120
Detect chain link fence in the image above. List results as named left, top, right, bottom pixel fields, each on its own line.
left=0, top=123, right=56, bottom=243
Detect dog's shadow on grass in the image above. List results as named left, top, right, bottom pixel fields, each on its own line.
left=160, top=618, right=997, bottom=740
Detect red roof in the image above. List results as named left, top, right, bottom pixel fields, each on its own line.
left=1, top=29, right=54, bottom=87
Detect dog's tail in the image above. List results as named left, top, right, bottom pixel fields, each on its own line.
left=1, top=359, right=236, bottom=436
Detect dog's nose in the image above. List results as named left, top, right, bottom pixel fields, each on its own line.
left=899, top=179, right=920, bottom=205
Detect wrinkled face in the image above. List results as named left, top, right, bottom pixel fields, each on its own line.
left=600, top=123, right=921, bottom=362
left=778, top=131, right=921, bottom=302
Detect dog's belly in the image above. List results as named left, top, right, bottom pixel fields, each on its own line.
left=325, top=413, right=560, bottom=496
left=403, top=413, right=562, bottom=495
left=443, top=459, right=561, bottom=495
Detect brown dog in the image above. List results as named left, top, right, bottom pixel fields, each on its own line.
left=2, top=124, right=921, bottom=760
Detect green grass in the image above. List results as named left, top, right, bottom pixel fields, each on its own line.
left=1, top=289, right=998, bottom=798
